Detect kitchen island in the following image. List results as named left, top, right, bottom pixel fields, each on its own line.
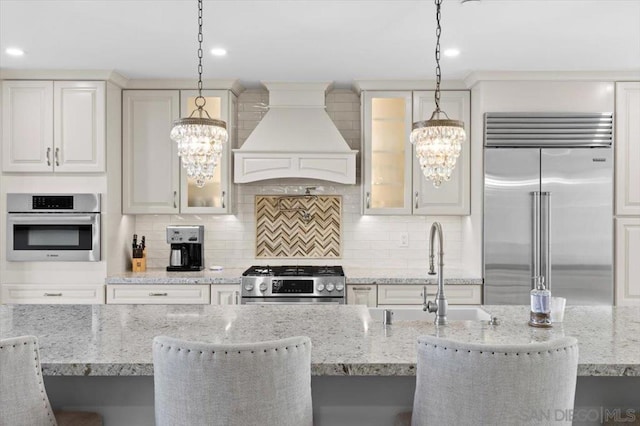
left=1, top=304, right=638, bottom=425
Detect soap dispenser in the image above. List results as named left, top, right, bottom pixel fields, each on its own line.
left=529, top=276, right=552, bottom=328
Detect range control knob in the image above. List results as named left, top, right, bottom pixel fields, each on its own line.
left=259, top=282, right=268, bottom=292
left=326, top=283, right=335, bottom=292
left=335, top=283, right=344, bottom=292
left=244, top=283, right=254, bottom=291
left=316, top=283, right=325, bottom=292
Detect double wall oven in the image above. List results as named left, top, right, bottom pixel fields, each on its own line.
left=241, top=266, right=346, bottom=304
left=7, top=194, right=101, bottom=261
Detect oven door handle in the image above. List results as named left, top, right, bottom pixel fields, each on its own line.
left=243, top=301, right=342, bottom=305
left=8, top=214, right=98, bottom=224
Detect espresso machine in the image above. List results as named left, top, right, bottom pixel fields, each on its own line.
left=166, top=225, right=205, bottom=271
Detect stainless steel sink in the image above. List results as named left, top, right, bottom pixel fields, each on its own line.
left=368, top=306, right=491, bottom=322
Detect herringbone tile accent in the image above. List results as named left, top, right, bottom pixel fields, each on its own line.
left=256, top=195, right=341, bottom=258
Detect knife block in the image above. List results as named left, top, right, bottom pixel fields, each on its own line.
left=132, top=250, right=147, bottom=272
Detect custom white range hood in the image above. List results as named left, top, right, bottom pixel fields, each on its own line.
left=233, top=82, right=357, bottom=184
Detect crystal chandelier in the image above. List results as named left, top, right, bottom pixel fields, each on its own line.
left=170, top=0, right=228, bottom=188
left=410, top=0, right=466, bottom=188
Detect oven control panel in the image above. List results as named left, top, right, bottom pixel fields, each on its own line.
left=241, top=276, right=345, bottom=298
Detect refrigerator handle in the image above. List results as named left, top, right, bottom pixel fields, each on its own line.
left=540, top=192, right=551, bottom=290
left=531, top=191, right=541, bottom=289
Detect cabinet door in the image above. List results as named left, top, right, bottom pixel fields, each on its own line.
left=123, top=90, right=180, bottom=214
left=346, top=285, right=377, bottom=306
left=615, top=82, right=640, bottom=216
left=53, top=81, right=106, bottom=172
left=377, top=285, right=434, bottom=305
left=412, top=91, right=471, bottom=215
left=615, top=218, right=640, bottom=306
left=2, top=80, right=54, bottom=172
left=179, top=90, right=235, bottom=214
left=211, top=284, right=240, bottom=305
left=106, top=284, right=210, bottom=304
left=363, top=91, right=413, bottom=215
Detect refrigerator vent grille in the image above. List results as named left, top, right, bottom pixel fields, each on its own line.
left=485, top=112, right=613, bottom=147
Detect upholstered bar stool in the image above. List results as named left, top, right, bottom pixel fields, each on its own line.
left=412, top=335, right=579, bottom=426
left=0, top=335, right=102, bottom=426
left=153, top=335, right=313, bottom=426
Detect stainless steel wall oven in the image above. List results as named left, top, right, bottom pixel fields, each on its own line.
left=7, top=194, right=101, bottom=261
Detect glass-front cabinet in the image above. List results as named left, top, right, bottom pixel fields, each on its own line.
left=363, top=92, right=413, bottom=215
left=180, top=90, right=236, bottom=214
left=362, top=90, right=470, bottom=215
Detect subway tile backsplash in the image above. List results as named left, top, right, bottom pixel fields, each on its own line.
left=134, top=89, right=465, bottom=274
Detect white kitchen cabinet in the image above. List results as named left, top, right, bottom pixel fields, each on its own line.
left=122, top=90, right=181, bottom=214
left=2, top=80, right=105, bottom=173
left=0, top=284, right=104, bottom=304
left=615, top=82, right=640, bottom=216
left=106, top=284, right=210, bottom=304
left=211, top=284, right=240, bottom=305
left=377, top=284, right=481, bottom=306
left=122, top=89, right=236, bottom=214
left=362, top=90, right=471, bottom=215
left=346, top=284, right=377, bottom=307
left=615, top=218, right=640, bottom=306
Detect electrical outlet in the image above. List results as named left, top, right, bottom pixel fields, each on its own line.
left=399, top=232, right=409, bottom=248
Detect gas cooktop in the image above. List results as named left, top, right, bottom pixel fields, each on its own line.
left=242, top=265, right=345, bottom=277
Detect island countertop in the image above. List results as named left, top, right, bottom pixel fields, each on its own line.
left=1, top=304, right=637, bottom=377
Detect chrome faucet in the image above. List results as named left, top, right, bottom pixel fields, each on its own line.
left=422, top=222, right=448, bottom=325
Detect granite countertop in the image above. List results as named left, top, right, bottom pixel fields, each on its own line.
left=106, top=268, right=483, bottom=286
left=1, top=304, right=638, bottom=377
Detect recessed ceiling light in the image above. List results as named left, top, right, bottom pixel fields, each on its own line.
left=210, top=48, right=227, bottom=57
left=444, top=48, right=460, bottom=57
left=5, top=47, right=25, bottom=56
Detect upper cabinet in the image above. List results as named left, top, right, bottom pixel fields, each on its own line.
left=615, top=82, right=640, bottom=216
left=2, top=80, right=106, bottom=173
left=362, top=90, right=471, bottom=215
left=122, top=89, right=236, bottom=214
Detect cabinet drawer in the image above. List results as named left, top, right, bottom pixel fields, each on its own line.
left=1, top=284, right=104, bottom=304
left=377, top=284, right=481, bottom=305
left=106, top=284, right=210, bottom=304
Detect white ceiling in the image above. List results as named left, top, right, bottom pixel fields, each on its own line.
left=1, top=0, right=639, bottom=87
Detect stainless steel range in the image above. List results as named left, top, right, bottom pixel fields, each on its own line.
left=240, top=265, right=346, bottom=304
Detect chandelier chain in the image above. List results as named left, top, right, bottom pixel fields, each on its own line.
left=434, top=0, right=442, bottom=114
left=196, top=0, right=205, bottom=109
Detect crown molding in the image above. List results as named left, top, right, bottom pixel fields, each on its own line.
left=352, top=79, right=469, bottom=93
left=0, top=69, right=128, bottom=86
left=464, top=70, right=640, bottom=88
left=124, top=78, right=244, bottom=95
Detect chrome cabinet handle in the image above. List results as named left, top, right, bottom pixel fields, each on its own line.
left=55, top=147, right=60, bottom=166
left=149, top=292, right=168, bottom=297
left=173, top=191, right=177, bottom=208
left=44, top=292, right=62, bottom=297
left=46, top=147, right=51, bottom=166
left=366, top=192, right=370, bottom=209
left=234, top=290, right=239, bottom=305
left=415, top=191, right=419, bottom=209
left=221, top=191, right=226, bottom=209
left=353, top=286, right=372, bottom=291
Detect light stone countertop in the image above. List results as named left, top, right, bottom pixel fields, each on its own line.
left=106, top=268, right=482, bottom=286
left=1, top=304, right=638, bottom=377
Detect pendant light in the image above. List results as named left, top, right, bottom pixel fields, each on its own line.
left=170, top=0, right=228, bottom=188
left=410, top=0, right=466, bottom=187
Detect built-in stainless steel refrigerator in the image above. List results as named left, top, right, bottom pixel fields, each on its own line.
left=483, top=113, right=613, bottom=305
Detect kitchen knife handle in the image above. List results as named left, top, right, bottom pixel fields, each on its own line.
left=46, top=147, right=51, bottom=166
left=221, top=191, right=226, bottom=209
left=173, top=191, right=177, bottom=208
left=366, top=192, right=370, bottom=210
left=55, top=147, right=60, bottom=167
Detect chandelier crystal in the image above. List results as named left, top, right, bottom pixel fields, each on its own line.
left=410, top=0, right=466, bottom=188
left=170, top=0, right=228, bottom=188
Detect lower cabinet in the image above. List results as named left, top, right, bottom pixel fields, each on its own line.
left=211, top=284, right=240, bottom=305
left=1, top=284, right=105, bottom=304
left=106, top=284, right=210, bottom=304
left=346, top=285, right=378, bottom=307
left=615, top=217, right=640, bottom=305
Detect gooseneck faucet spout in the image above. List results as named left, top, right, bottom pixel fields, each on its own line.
left=427, top=222, right=447, bottom=325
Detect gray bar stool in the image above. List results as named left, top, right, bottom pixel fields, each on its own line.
left=153, top=335, right=313, bottom=426
left=411, top=335, right=579, bottom=426
left=0, top=335, right=102, bottom=426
